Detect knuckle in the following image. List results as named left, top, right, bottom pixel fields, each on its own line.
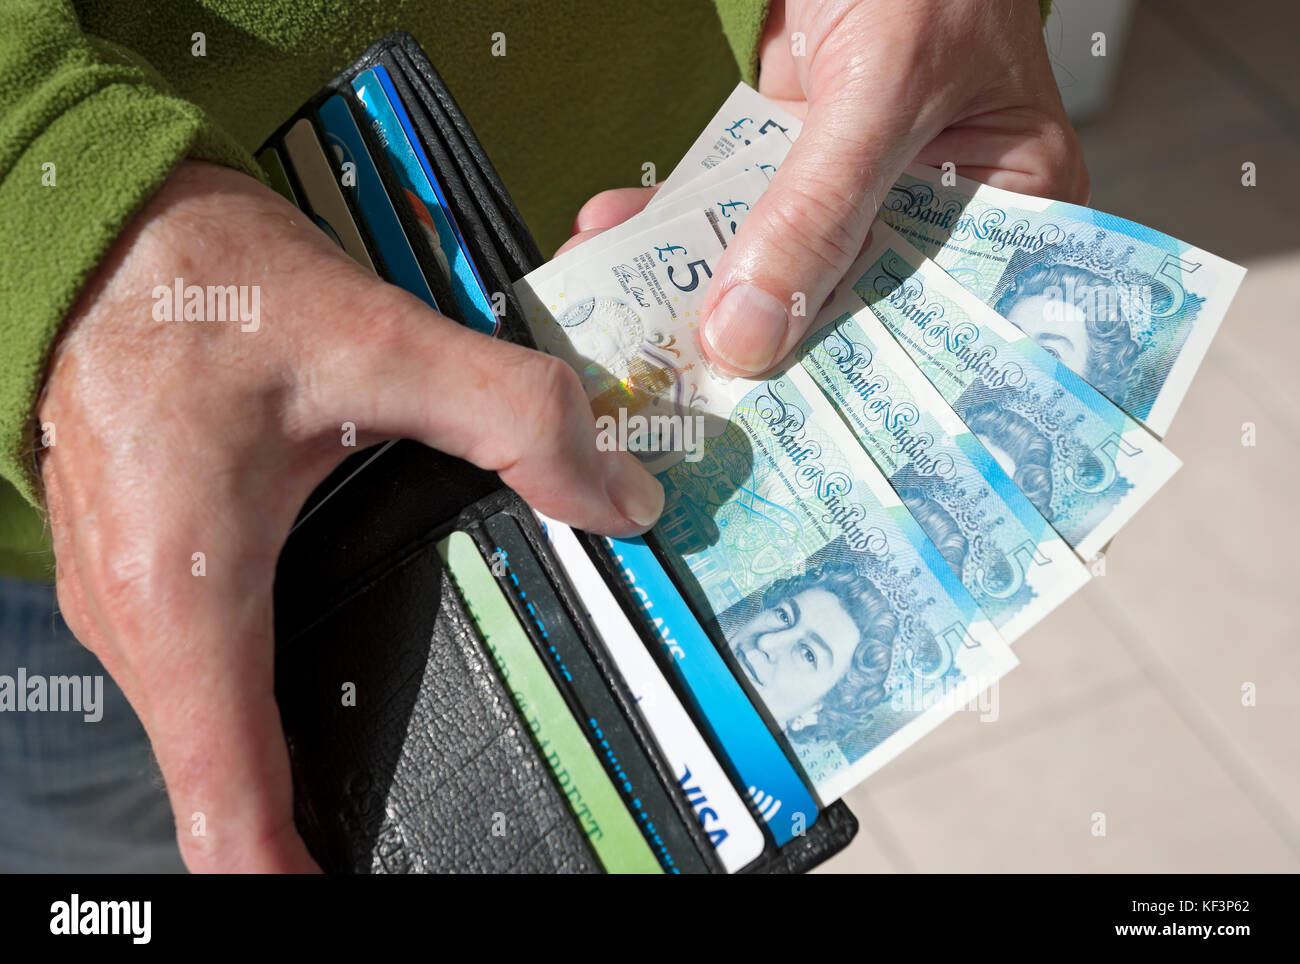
left=517, top=352, right=586, bottom=432
left=294, top=286, right=427, bottom=435
left=175, top=812, right=300, bottom=873
left=175, top=828, right=212, bottom=872
left=756, top=181, right=864, bottom=278
left=470, top=349, right=588, bottom=471
left=512, top=348, right=580, bottom=400
left=53, top=571, right=94, bottom=649
left=1035, top=121, right=1090, bottom=204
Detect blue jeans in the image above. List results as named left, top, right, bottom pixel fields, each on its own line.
left=0, top=577, right=183, bottom=872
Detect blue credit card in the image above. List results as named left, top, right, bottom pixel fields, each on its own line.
left=351, top=66, right=497, bottom=335
left=316, top=95, right=439, bottom=311
left=603, top=534, right=821, bottom=846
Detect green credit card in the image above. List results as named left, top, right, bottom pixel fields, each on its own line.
left=437, top=531, right=662, bottom=874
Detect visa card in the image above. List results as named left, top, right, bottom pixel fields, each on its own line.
left=533, top=512, right=767, bottom=871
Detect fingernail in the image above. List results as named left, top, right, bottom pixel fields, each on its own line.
left=606, top=455, right=665, bottom=529
left=702, top=284, right=789, bottom=375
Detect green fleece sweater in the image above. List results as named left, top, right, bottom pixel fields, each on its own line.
left=0, top=0, right=769, bottom=579
left=0, top=0, right=1052, bottom=581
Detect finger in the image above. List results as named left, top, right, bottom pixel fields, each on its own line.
left=572, top=186, right=657, bottom=235
left=556, top=226, right=614, bottom=258
left=312, top=289, right=664, bottom=534
left=61, top=504, right=319, bottom=873
left=914, top=118, right=1089, bottom=204
left=156, top=597, right=319, bottom=874
left=558, top=186, right=661, bottom=256
left=697, top=77, right=927, bottom=377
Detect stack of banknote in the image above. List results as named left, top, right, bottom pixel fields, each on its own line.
left=514, top=84, right=1245, bottom=804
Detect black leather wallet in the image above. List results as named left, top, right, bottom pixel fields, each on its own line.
left=264, top=31, right=859, bottom=874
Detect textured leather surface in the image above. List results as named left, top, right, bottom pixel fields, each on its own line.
left=742, top=800, right=860, bottom=875
left=276, top=533, right=600, bottom=873
left=269, top=32, right=858, bottom=873
left=388, top=43, right=541, bottom=280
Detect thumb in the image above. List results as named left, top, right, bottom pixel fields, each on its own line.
left=155, top=590, right=320, bottom=874
left=698, top=85, right=918, bottom=376
left=316, top=290, right=665, bottom=535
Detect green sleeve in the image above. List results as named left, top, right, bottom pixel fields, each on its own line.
left=0, top=0, right=264, bottom=507
left=713, top=0, right=1055, bottom=85
left=712, top=0, right=769, bottom=86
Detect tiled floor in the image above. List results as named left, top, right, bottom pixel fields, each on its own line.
left=820, top=0, right=1300, bottom=873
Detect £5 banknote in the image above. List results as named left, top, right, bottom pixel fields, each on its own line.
left=880, top=164, right=1246, bottom=436
left=840, top=224, right=1182, bottom=560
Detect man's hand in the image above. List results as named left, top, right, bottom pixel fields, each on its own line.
left=571, top=0, right=1087, bottom=375
left=38, top=160, right=664, bottom=873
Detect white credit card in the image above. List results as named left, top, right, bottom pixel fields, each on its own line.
left=533, top=512, right=766, bottom=873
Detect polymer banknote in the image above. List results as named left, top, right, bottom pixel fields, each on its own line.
left=838, top=224, right=1182, bottom=560
left=799, top=287, right=1091, bottom=641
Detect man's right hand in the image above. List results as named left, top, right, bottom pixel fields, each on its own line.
left=36, top=160, right=665, bottom=872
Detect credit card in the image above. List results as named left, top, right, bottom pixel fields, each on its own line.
left=280, top=117, right=377, bottom=272
left=533, top=513, right=765, bottom=872
left=257, top=146, right=299, bottom=206
left=438, top=531, right=661, bottom=874
left=476, top=513, right=709, bottom=874
left=316, top=94, right=440, bottom=311
left=604, top=534, right=822, bottom=847
left=351, top=66, right=497, bottom=335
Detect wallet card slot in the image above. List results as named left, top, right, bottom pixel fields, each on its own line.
left=276, top=442, right=501, bottom=635
left=273, top=114, right=388, bottom=275
left=576, top=527, right=860, bottom=872
left=574, top=529, right=783, bottom=857
left=382, top=33, right=541, bottom=271
left=388, top=44, right=540, bottom=279
left=741, top=801, right=860, bottom=874
left=329, top=90, right=462, bottom=317
left=375, top=55, right=529, bottom=341
left=451, top=491, right=727, bottom=873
